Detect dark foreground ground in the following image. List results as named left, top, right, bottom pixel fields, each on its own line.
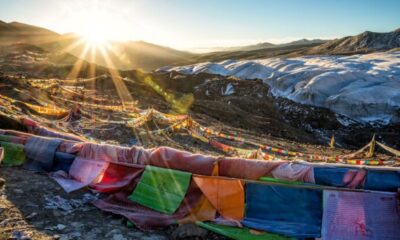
left=0, top=168, right=226, bottom=240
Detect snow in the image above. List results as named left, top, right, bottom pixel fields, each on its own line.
left=159, top=51, right=400, bottom=124
left=222, top=83, right=235, bottom=96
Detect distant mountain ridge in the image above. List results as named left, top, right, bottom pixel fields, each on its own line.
left=1, top=20, right=399, bottom=71
left=308, top=28, right=400, bottom=54
left=0, top=20, right=194, bottom=71
left=0, top=20, right=59, bottom=46
left=211, top=39, right=326, bottom=52
left=187, top=29, right=400, bottom=64
left=207, top=28, right=400, bottom=56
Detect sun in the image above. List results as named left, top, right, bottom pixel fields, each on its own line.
left=79, top=25, right=109, bottom=46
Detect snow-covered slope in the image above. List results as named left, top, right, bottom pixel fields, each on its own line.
left=158, top=51, right=400, bottom=124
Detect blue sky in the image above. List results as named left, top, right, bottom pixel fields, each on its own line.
left=0, top=0, right=399, bottom=51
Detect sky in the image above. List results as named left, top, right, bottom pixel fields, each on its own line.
left=0, top=0, right=400, bottom=51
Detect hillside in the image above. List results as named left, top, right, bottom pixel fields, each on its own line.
left=212, top=42, right=277, bottom=52
left=0, top=21, right=59, bottom=46
left=3, top=21, right=400, bottom=72
left=308, top=28, right=400, bottom=54
left=189, top=42, right=322, bottom=64
left=66, top=40, right=195, bottom=71
left=0, top=21, right=195, bottom=71
left=1, top=44, right=399, bottom=149
left=186, top=29, right=400, bottom=65
left=211, top=39, right=326, bottom=52
left=159, top=51, right=400, bottom=125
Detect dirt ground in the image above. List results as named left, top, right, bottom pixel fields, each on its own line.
left=0, top=168, right=227, bottom=240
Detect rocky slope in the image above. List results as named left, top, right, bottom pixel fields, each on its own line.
left=309, top=28, right=400, bottom=54
left=159, top=51, right=400, bottom=125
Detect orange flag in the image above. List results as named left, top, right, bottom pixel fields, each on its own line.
left=193, top=176, right=244, bottom=221
left=178, top=163, right=219, bottom=224
left=178, top=195, right=216, bottom=224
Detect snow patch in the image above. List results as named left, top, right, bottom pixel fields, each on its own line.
left=159, top=51, right=400, bottom=124
left=221, top=83, right=235, bottom=96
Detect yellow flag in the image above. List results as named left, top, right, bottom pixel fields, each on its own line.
left=330, top=135, right=335, bottom=148
left=366, top=134, right=376, bottom=158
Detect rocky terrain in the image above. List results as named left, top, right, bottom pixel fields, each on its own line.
left=1, top=43, right=400, bottom=149
left=308, top=28, right=400, bottom=54
left=1, top=21, right=400, bottom=239
left=0, top=43, right=362, bottom=240
left=160, top=51, right=400, bottom=126
left=0, top=167, right=228, bottom=240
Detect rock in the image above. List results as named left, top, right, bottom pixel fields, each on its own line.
left=84, top=229, right=102, bottom=239
left=110, top=219, right=122, bottom=225
left=25, top=212, right=38, bottom=219
left=13, top=188, right=24, bottom=194
left=70, top=222, right=84, bottom=229
left=52, top=210, right=63, bottom=217
left=105, top=229, right=121, bottom=238
left=57, top=224, right=66, bottom=231
left=59, top=234, right=69, bottom=240
left=10, top=230, right=31, bottom=240
left=34, top=221, right=46, bottom=228
left=171, top=224, right=208, bottom=240
left=68, top=232, right=81, bottom=238
left=141, top=235, right=168, bottom=240
left=53, top=234, right=60, bottom=240
left=25, top=202, right=39, bottom=208
left=0, top=219, right=8, bottom=226
left=44, top=226, right=57, bottom=231
left=128, top=232, right=144, bottom=239
left=112, top=234, right=127, bottom=240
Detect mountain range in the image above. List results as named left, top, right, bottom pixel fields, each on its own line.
left=0, top=20, right=194, bottom=71
left=1, top=20, right=399, bottom=71
left=308, top=29, right=400, bottom=54
left=210, top=38, right=327, bottom=52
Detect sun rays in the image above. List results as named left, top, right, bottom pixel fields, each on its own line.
left=61, top=34, right=135, bottom=111
left=80, top=26, right=109, bottom=46
left=97, top=42, right=135, bottom=109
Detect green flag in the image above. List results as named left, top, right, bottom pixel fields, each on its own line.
left=0, top=141, right=26, bottom=166
left=129, top=165, right=192, bottom=214
left=197, top=222, right=294, bottom=240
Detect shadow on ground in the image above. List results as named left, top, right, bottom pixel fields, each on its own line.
left=0, top=168, right=224, bottom=240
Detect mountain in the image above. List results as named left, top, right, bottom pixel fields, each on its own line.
left=0, top=20, right=195, bottom=71
left=188, top=30, right=400, bottom=64
left=0, top=21, right=60, bottom=46
left=45, top=36, right=196, bottom=71
left=209, top=39, right=326, bottom=52
left=281, top=38, right=327, bottom=47
left=1, top=20, right=400, bottom=71
left=308, top=28, right=400, bottom=54
left=160, top=51, right=400, bottom=125
left=181, top=39, right=327, bottom=64
left=76, top=40, right=194, bottom=71
left=213, top=42, right=276, bottom=52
